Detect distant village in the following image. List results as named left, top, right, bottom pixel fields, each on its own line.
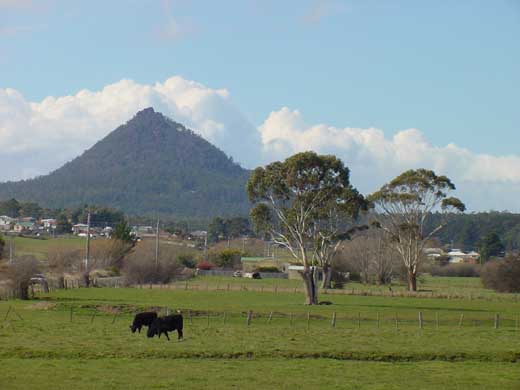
left=0, top=214, right=485, bottom=265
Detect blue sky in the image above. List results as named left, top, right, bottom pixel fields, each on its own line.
left=1, top=0, right=520, bottom=210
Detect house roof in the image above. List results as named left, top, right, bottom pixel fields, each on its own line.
left=16, top=221, right=35, bottom=227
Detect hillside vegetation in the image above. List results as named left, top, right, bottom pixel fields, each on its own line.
left=0, top=108, right=250, bottom=218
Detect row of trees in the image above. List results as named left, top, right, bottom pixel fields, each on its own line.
left=248, top=152, right=465, bottom=304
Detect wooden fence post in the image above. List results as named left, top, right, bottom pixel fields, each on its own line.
left=458, top=313, right=464, bottom=328
left=90, top=310, right=97, bottom=324
left=307, top=312, right=310, bottom=330
left=69, top=306, right=73, bottom=322
left=418, top=311, right=423, bottom=329
left=267, top=311, right=273, bottom=324
left=331, top=312, right=336, bottom=328
left=357, top=312, right=361, bottom=329
left=376, top=312, right=380, bottom=328
left=435, top=312, right=439, bottom=329
left=223, top=311, right=227, bottom=325
left=494, top=313, right=500, bottom=329
left=247, top=310, right=253, bottom=326
left=188, top=310, right=193, bottom=325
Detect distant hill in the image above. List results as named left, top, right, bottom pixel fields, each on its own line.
left=0, top=108, right=251, bottom=218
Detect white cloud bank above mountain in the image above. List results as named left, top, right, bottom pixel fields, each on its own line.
left=1, top=75, right=520, bottom=211
left=0, top=76, right=262, bottom=179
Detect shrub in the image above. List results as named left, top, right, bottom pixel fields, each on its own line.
left=122, top=242, right=182, bottom=285
left=123, top=256, right=180, bottom=285
left=5, top=256, right=40, bottom=299
left=210, top=249, right=242, bottom=269
left=177, top=254, right=197, bottom=269
left=331, top=270, right=348, bottom=289
left=197, top=261, right=215, bottom=270
left=255, top=266, right=280, bottom=273
left=481, top=256, right=520, bottom=293
left=430, top=264, right=480, bottom=277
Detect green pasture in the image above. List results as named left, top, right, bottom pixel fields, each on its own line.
left=1, top=279, right=520, bottom=389
left=9, top=236, right=85, bottom=259
left=1, top=359, right=519, bottom=390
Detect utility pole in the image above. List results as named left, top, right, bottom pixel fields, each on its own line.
left=155, top=218, right=160, bottom=267
left=9, top=235, right=14, bottom=264
left=204, top=232, right=208, bottom=260
left=84, top=211, right=91, bottom=287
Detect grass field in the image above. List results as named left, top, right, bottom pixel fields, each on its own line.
left=9, top=236, right=85, bottom=259
left=1, top=281, right=520, bottom=389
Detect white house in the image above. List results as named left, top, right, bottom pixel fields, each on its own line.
left=0, top=215, right=13, bottom=231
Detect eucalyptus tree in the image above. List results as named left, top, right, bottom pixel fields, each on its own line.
left=247, top=151, right=365, bottom=304
left=368, top=169, right=465, bottom=291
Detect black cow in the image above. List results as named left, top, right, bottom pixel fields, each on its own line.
left=130, top=312, right=158, bottom=334
left=147, top=314, right=183, bottom=341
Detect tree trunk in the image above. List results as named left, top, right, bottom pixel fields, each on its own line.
left=321, top=265, right=332, bottom=289
left=17, top=283, right=30, bottom=300
left=301, top=267, right=318, bottom=305
left=82, top=272, right=91, bottom=288
left=57, top=276, right=65, bottom=289
left=407, top=268, right=417, bottom=291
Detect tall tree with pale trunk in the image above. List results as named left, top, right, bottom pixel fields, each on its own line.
left=368, top=169, right=465, bottom=291
left=247, top=151, right=365, bottom=304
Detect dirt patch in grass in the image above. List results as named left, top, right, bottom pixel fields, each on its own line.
left=27, top=302, right=56, bottom=310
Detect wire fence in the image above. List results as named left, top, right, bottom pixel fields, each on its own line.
left=3, top=303, right=518, bottom=333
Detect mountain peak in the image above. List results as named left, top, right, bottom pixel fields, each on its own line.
left=134, top=107, right=157, bottom=118
left=0, top=110, right=250, bottom=218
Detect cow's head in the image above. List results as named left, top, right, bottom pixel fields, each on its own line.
left=130, top=324, right=137, bottom=333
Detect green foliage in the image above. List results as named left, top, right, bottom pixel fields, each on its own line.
left=478, top=231, right=505, bottom=261
left=247, top=152, right=362, bottom=253
left=424, top=212, right=520, bottom=251
left=0, top=198, right=21, bottom=217
left=112, top=220, right=134, bottom=243
left=208, top=216, right=251, bottom=242
left=0, top=108, right=250, bottom=218
left=211, top=248, right=242, bottom=268
left=55, top=213, right=72, bottom=234
left=177, top=254, right=197, bottom=269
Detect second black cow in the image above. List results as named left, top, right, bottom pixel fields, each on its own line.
left=147, top=314, right=183, bottom=341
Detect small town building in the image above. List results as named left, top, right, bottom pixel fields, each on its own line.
left=72, top=223, right=89, bottom=235
left=14, top=221, right=36, bottom=233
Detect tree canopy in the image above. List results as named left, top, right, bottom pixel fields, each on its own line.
left=248, top=151, right=365, bottom=304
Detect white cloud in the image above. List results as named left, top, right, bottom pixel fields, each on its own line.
left=0, top=76, right=262, bottom=180
left=259, top=107, right=520, bottom=211
left=2, top=76, right=520, bottom=211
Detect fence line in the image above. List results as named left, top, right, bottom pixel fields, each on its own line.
left=2, top=278, right=520, bottom=303
left=8, top=303, right=514, bottom=333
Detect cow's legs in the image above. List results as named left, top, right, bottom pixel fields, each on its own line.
left=177, top=329, right=183, bottom=340
left=164, top=331, right=170, bottom=341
